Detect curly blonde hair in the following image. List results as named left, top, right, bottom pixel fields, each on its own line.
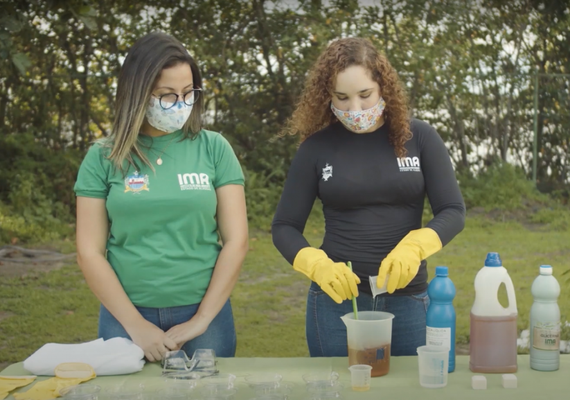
left=281, top=37, right=412, bottom=157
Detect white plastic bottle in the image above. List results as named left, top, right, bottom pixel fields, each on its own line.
left=530, top=265, right=560, bottom=371
left=469, top=252, right=518, bottom=373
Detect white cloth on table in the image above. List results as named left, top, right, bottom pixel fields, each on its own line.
left=22, top=337, right=145, bottom=376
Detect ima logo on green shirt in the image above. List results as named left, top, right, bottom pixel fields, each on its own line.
left=177, top=173, right=211, bottom=191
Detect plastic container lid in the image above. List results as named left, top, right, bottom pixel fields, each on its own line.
left=54, top=362, right=95, bottom=379
left=539, top=265, right=553, bottom=275
left=435, top=266, right=448, bottom=276
left=484, top=252, right=502, bottom=267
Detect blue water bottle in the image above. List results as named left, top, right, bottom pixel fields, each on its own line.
left=426, top=266, right=456, bottom=372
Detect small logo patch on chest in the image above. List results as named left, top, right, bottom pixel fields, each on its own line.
left=322, top=163, right=333, bottom=181
left=124, top=171, right=149, bottom=193
left=397, top=157, right=421, bottom=172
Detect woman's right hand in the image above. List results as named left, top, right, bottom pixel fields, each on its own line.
left=127, top=319, right=179, bottom=362
left=292, top=247, right=360, bottom=303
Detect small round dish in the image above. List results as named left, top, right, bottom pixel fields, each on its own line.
left=244, top=372, right=283, bottom=389
left=301, top=371, right=339, bottom=385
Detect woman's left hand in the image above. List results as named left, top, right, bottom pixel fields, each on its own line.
left=165, top=315, right=211, bottom=346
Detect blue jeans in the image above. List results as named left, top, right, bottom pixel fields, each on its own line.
left=98, top=299, right=236, bottom=357
left=306, top=282, right=429, bottom=357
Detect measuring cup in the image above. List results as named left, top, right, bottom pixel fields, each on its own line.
left=416, top=345, right=449, bottom=388
left=341, top=311, right=394, bottom=377
left=348, top=364, right=372, bottom=391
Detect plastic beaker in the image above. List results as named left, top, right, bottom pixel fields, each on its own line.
left=341, top=311, right=394, bottom=377
left=416, top=345, right=449, bottom=388
left=348, top=364, right=372, bottom=391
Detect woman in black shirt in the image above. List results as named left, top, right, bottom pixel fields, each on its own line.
left=272, top=37, right=465, bottom=357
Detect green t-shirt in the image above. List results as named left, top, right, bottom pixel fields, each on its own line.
left=73, top=129, right=244, bottom=308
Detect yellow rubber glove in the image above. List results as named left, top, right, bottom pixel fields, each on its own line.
left=293, top=247, right=360, bottom=303
left=13, top=363, right=96, bottom=400
left=0, top=376, right=36, bottom=400
left=378, top=228, right=442, bottom=294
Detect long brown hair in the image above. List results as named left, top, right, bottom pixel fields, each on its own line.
left=104, top=32, right=204, bottom=172
left=281, top=37, right=411, bottom=157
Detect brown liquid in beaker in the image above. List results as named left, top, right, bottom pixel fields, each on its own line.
left=348, top=344, right=391, bottom=377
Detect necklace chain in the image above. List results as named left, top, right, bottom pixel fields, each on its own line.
left=153, top=133, right=178, bottom=166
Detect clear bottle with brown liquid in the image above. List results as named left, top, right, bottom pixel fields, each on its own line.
left=469, top=252, right=518, bottom=373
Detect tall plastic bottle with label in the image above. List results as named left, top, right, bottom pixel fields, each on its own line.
left=530, top=265, right=560, bottom=371
left=469, top=252, right=518, bottom=373
left=426, top=266, right=456, bottom=372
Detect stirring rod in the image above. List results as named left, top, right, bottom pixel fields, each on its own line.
left=347, top=261, right=358, bottom=320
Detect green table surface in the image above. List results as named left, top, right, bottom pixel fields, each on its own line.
left=2, top=355, right=568, bottom=399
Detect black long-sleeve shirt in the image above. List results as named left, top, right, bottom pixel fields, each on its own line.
left=272, top=118, right=465, bottom=295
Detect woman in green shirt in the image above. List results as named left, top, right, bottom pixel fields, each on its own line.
left=74, top=32, right=248, bottom=362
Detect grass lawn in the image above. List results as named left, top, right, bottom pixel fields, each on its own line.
left=1, top=213, right=569, bottom=369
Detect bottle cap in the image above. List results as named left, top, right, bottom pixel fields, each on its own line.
left=435, top=266, right=448, bottom=276
left=484, top=252, right=502, bottom=267
left=539, top=265, right=553, bottom=275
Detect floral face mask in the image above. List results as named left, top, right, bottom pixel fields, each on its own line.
left=331, top=97, right=386, bottom=132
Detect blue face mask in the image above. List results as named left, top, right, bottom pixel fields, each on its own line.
left=145, top=96, right=193, bottom=133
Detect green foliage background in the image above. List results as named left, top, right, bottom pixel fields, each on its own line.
left=1, top=0, right=569, bottom=242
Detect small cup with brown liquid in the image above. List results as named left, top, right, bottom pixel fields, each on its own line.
left=348, top=343, right=391, bottom=377
left=348, top=364, right=372, bottom=391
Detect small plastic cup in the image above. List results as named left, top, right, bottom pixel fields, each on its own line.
left=103, top=383, right=145, bottom=400
left=252, top=383, right=293, bottom=398
left=416, top=345, right=449, bottom=388
left=244, top=372, right=283, bottom=389
left=59, top=384, right=100, bottom=400
left=368, top=275, right=389, bottom=297
left=155, top=387, right=190, bottom=400
left=301, top=371, right=339, bottom=385
left=306, top=381, right=344, bottom=397
left=348, top=364, right=372, bottom=391
left=200, top=373, right=237, bottom=390
left=198, top=386, right=237, bottom=399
